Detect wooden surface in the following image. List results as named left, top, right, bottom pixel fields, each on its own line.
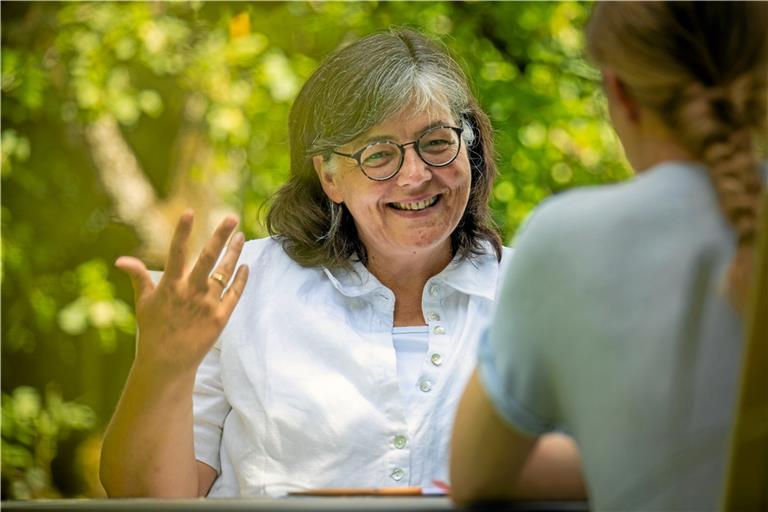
left=722, top=190, right=768, bottom=510
left=0, top=498, right=589, bottom=512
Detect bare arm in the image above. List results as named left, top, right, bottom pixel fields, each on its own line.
left=100, top=212, right=248, bottom=497
left=450, top=370, right=586, bottom=505
left=100, top=360, right=202, bottom=496
left=512, top=433, right=586, bottom=500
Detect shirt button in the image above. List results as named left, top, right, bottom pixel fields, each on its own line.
left=430, top=353, right=443, bottom=366
left=393, top=435, right=407, bottom=449
left=419, top=379, right=432, bottom=393
left=427, top=311, right=440, bottom=321
left=433, top=325, right=446, bottom=335
left=391, top=468, right=405, bottom=481
left=429, top=284, right=440, bottom=297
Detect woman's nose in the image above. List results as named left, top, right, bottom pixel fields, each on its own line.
left=396, top=145, right=432, bottom=187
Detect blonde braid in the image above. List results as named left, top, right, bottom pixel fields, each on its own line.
left=586, top=2, right=768, bottom=312
left=672, top=72, right=766, bottom=311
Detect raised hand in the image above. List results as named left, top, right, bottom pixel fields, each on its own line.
left=115, top=210, right=249, bottom=374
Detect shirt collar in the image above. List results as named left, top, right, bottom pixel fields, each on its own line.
left=322, top=243, right=501, bottom=301
left=322, top=259, right=387, bottom=298
left=436, top=247, right=500, bottom=301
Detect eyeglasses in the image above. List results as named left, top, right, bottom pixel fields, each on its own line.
left=331, top=125, right=464, bottom=181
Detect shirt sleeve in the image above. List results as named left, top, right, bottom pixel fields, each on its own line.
left=477, top=201, right=567, bottom=437
left=193, top=342, right=230, bottom=474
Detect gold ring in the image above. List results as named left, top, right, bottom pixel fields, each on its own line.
left=209, top=271, right=228, bottom=288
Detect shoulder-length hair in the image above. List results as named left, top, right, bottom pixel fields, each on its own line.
left=266, top=28, right=502, bottom=269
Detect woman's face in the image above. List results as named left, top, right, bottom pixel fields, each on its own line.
left=314, top=104, right=472, bottom=265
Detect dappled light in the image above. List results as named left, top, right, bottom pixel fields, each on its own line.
left=1, top=1, right=629, bottom=498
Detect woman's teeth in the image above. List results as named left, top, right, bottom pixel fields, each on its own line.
left=391, top=196, right=439, bottom=211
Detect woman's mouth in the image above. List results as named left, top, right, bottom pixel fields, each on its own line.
left=389, top=195, right=440, bottom=211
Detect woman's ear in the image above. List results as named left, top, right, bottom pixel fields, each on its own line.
left=313, top=155, right=343, bottom=204
left=604, top=71, right=640, bottom=124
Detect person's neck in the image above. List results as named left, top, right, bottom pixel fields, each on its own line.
left=366, top=244, right=453, bottom=327
left=630, top=138, right=696, bottom=173
left=627, top=111, right=697, bottom=173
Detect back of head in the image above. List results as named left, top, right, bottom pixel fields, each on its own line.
left=268, top=28, right=500, bottom=268
left=586, top=1, right=768, bottom=312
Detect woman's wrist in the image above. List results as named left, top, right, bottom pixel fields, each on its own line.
left=132, top=332, right=210, bottom=378
left=129, top=354, right=200, bottom=396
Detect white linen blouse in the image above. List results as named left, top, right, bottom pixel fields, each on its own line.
left=193, top=237, right=509, bottom=497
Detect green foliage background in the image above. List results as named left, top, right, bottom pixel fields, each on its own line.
left=1, top=1, right=629, bottom=499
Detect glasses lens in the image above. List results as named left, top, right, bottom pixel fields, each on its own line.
left=418, top=127, right=460, bottom=166
left=361, top=143, right=401, bottom=179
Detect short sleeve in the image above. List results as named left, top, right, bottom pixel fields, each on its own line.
left=193, top=343, right=230, bottom=474
left=477, top=201, right=568, bottom=436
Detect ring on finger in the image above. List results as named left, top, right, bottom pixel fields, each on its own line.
left=209, top=271, right=229, bottom=288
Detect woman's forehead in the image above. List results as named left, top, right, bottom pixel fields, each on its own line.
left=350, top=101, right=456, bottom=145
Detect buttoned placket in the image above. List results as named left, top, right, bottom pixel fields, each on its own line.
left=371, top=283, right=461, bottom=487
left=418, top=278, right=452, bottom=402
left=384, top=277, right=455, bottom=486
left=325, top=267, right=414, bottom=486
left=367, top=286, right=414, bottom=485
left=324, top=258, right=495, bottom=488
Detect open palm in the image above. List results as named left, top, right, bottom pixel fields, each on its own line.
left=116, top=211, right=249, bottom=373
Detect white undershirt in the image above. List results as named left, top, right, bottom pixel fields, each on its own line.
left=391, top=326, right=430, bottom=409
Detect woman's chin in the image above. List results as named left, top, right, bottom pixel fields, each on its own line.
left=384, top=233, right=454, bottom=260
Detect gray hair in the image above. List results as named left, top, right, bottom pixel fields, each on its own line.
left=267, top=28, right=501, bottom=269
left=308, top=47, right=475, bottom=160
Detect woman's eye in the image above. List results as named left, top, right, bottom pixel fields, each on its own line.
left=363, top=150, right=395, bottom=167
left=421, top=139, right=454, bottom=153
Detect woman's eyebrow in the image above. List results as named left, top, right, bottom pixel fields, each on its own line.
left=357, top=133, right=397, bottom=146
left=355, top=120, right=453, bottom=147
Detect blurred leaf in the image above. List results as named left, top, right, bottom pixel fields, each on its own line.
left=229, top=12, right=250, bottom=39
left=1, top=385, right=95, bottom=498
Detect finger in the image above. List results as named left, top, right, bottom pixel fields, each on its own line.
left=164, top=210, right=194, bottom=281
left=221, top=264, right=249, bottom=315
left=188, top=215, right=239, bottom=291
left=115, top=256, right=155, bottom=303
left=209, top=231, right=245, bottom=290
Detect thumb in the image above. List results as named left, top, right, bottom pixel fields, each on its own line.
left=115, top=256, right=155, bottom=303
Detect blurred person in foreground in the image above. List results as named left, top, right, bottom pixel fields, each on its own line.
left=100, top=28, right=582, bottom=498
left=451, top=2, right=766, bottom=510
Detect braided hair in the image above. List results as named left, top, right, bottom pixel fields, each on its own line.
left=586, top=1, right=767, bottom=312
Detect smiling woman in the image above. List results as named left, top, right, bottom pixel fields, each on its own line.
left=314, top=107, right=473, bottom=285
left=99, top=27, right=581, bottom=499
left=267, top=29, right=500, bottom=271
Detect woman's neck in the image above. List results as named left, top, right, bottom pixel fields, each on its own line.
left=626, top=107, right=697, bottom=173
left=630, top=137, right=696, bottom=173
left=366, top=244, right=453, bottom=326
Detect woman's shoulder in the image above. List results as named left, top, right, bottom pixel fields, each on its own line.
left=229, top=237, right=329, bottom=315
left=241, top=236, right=280, bottom=257
left=505, top=161, right=736, bottom=287
left=238, top=236, right=312, bottom=278
left=521, top=161, right=716, bottom=242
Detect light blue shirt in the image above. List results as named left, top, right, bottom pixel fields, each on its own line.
left=479, top=161, right=746, bottom=510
